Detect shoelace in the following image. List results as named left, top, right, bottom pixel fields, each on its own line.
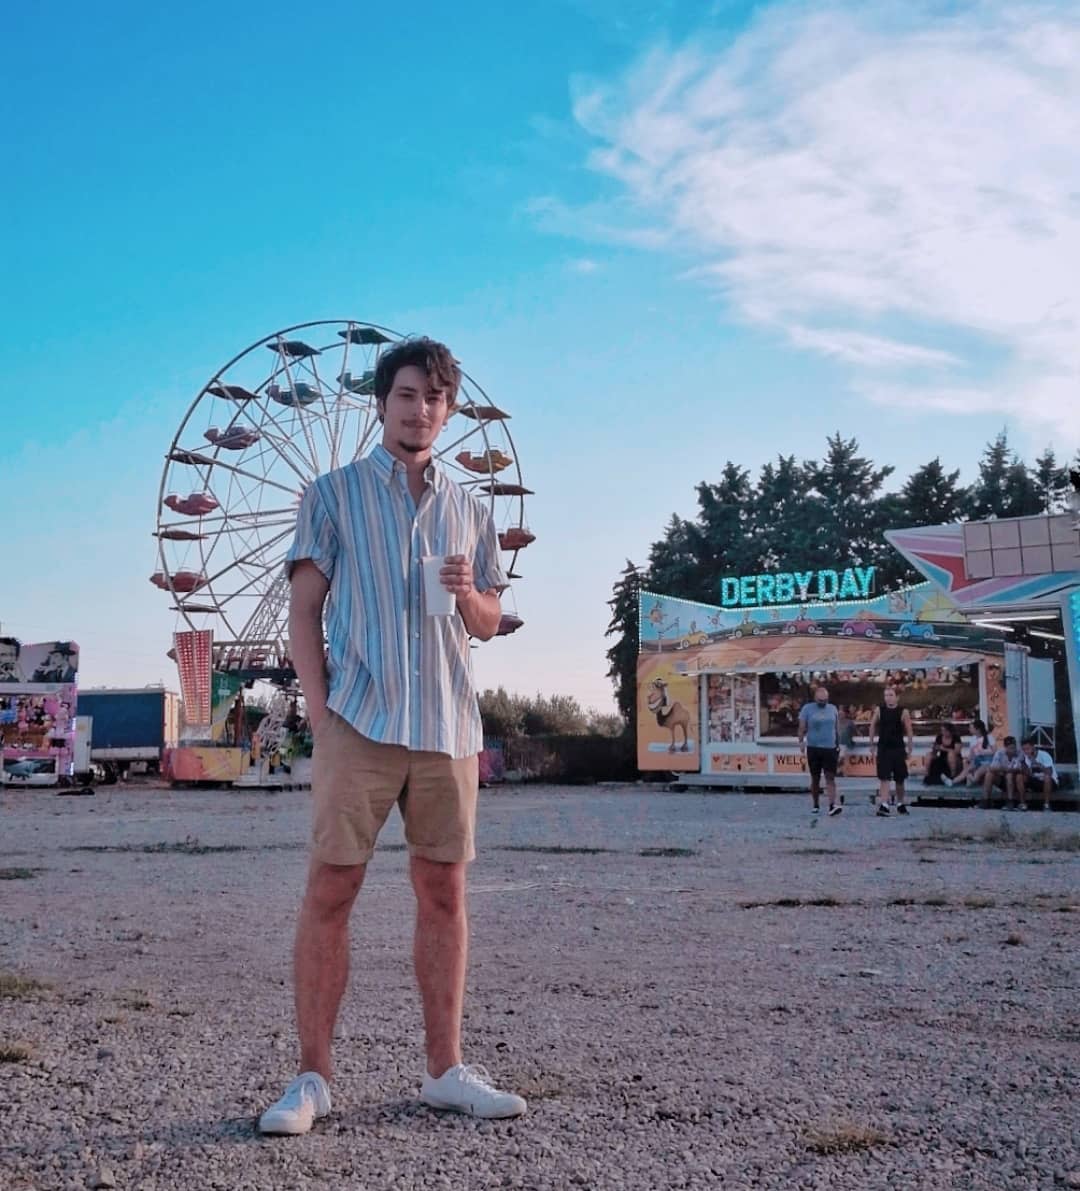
left=283, top=1075, right=322, bottom=1110
left=456, top=1064, right=497, bottom=1092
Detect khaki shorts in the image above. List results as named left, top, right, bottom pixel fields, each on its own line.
left=311, top=712, right=478, bottom=866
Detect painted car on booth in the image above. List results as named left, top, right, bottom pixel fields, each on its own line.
left=840, top=617, right=880, bottom=638
left=897, top=621, right=937, bottom=641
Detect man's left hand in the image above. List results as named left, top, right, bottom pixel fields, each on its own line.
left=440, top=554, right=475, bottom=597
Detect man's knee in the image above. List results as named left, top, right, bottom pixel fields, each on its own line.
left=411, top=858, right=467, bottom=917
left=305, top=862, right=365, bottom=920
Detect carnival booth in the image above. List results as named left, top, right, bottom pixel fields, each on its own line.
left=637, top=571, right=1022, bottom=788
left=0, top=639, right=80, bottom=787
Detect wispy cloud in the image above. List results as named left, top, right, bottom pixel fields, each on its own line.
left=545, top=1, right=1080, bottom=436
left=567, top=256, right=602, bottom=274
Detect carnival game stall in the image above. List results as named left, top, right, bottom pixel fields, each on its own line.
left=0, top=638, right=80, bottom=787
left=637, top=573, right=1024, bottom=788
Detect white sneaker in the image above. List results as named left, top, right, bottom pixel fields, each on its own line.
left=421, top=1064, right=527, bottom=1119
left=258, top=1071, right=332, bottom=1135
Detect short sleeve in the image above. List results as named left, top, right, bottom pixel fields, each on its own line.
left=797, top=705, right=809, bottom=724
left=285, top=482, right=339, bottom=582
left=473, top=506, right=509, bottom=594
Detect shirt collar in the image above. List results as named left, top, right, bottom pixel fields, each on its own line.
left=368, top=443, right=443, bottom=489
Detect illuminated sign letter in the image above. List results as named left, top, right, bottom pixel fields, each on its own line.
left=837, top=568, right=860, bottom=599
left=739, top=576, right=757, bottom=606
left=855, top=566, right=876, bottom=598
left=720, top=578, right=740, bottom=606
left=817, top=569, right=839, bottom=599
left=775, top=573, right=795, bottom=603
left=794, top=571, right=813, bottom=600
left=757, top=574, right=776, bottom=604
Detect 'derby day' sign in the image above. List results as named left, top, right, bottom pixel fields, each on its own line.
left=720, top=566, right=876, bottom=608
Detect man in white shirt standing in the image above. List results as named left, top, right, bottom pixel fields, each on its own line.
left=259, top=337, right=526, bottom=1135
left=1017, top=737, right=1058, bottom=812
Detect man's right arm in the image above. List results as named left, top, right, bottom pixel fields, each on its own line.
left=797, top=709, right=806, bottom=746
left=869, top=710, right=879, bottom=747
left=288, top=560, right=331, bottom=732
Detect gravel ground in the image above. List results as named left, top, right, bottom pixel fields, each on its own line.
left=1, top=782, right=1077, bottom=1190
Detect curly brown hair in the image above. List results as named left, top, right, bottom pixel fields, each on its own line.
left=374, top=336, right=462, bottom=414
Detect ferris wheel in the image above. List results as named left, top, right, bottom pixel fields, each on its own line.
left=152, top=320, right=531, bottom=679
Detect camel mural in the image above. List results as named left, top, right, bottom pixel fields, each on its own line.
left=647, top=678, right=691, bottom=752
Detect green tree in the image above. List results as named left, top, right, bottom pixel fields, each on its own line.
left=688, top=463, right=758, bottom=600
left=522, top=692, right=589, bottom=736
left=967, top=430, right=1041, bottom=519
left=1033, top=447, right=1070, bottom=513
left=750, top=454, right=816, bottom=570
left=586, top=709, right=626, bottom=737
left=478, top=687, right=525, bottom=738
left=605, top=561, right=642, bottom=728
left=967, top=430, right=1012, bottom=519
left=646, top=515, right=703, bottom=600
left=803, top=434, right=897, bottom=586
left=897, top=457, right=967, bottom=526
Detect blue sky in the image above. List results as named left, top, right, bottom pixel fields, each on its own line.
left=3, top=0, right=1079, bottom=713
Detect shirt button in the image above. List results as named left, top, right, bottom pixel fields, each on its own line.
left=415, top=631, right=421, bottom=639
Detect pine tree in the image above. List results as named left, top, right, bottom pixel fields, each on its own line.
left=898, top=458, right=967, bottom=526
left=804, top=433, right=895, bottom=573
left=1033, top=447, right=1070, bottom=513
left=647, top=514, right=707, bottom=602
left=689, top=462, right=757, bottom=602
left=966, top=430, right=1045, bottom=518
left=605, top=562, right=643, bottom=729
left=751, top=455, right=815, bottom=570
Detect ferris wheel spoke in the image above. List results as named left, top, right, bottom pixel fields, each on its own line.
left=329, top=332, right=354, bottom=470
left=228, top=400, right=315, bottom=483
left=304, top=354, right=340, bottom=469
left=212, top=547, right=291, bottom=607
left=438, top=420, right=491, bottom=458
left=202, top=527, right=294, bottom=591
left=179, top=452, right=302, bottom=498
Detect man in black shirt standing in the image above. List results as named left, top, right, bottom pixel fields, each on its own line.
left=869, top=686, right=914, bottom=816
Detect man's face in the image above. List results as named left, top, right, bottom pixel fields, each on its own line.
left=1005, top=741, right=1018, bottom=756
left=47, top=650, right=64, bottom=668
left=379, top=364, right=452, bottom=457
left=1021, top=742, right=1034, bottom=759
left=0, top=643, right=17, bottom=674
left=884, top=687, right=898, bottom=708
left=814, top=687, right=828, bottom=705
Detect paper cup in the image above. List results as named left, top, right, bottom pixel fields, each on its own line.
left=421, top=555, right=456, bottom=616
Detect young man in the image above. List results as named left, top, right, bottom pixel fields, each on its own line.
left=1017, top=737, right=1058, bottom=811
left=869, top=686, right=913, bottom=816
left=798, top=686, right=842, bottom=816
left=982, top=736, right=1024, bottom=809
left=259, top=337, right=526, bottom=1136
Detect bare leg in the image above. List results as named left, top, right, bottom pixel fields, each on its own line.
left=411, top=857, right=468, bottom=1078
left=877, top=778, right=890, bottom=808
left=895, top=779, right=906, bottom=807
left=294, top=861, right=366, bottom=1080
left=825, top=771, right=837, bottom=809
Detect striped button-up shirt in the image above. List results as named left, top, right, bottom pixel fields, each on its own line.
left=285, top=444, right=507, bottom=758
